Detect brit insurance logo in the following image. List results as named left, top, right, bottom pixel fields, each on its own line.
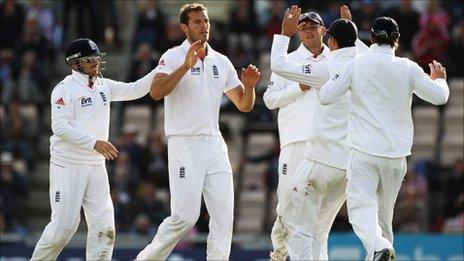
left=80, top=96, right=93, bottom=107
left=191, top=67, right=201, bottom=75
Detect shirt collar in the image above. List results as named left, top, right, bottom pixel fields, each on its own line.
left=370, top=44, right=395, bottom=55
left=328, top=46, right=357, bottom=60
left=297, top=43, right=330, bottom=61
left=180, top=39, right=215, bottom=59
left=71, top=70, right=98, bottom=91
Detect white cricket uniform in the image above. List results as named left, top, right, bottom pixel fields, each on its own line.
left=264, top=42, right=329, bottom=259
left=319, top=44, right=449, bottom=260
left=271, top=34, right=369, bottom=260
left=136, top=40, right=241, bottom=261
left=31, top=70, right=154, bottom=260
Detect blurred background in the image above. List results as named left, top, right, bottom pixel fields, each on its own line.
left=0, top=0, right=462, bottom=260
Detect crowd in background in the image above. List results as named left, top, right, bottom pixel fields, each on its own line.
left=1, top=0, right=463, bottom=237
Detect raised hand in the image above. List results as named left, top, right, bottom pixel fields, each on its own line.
left=183, top=40, right=205, bottom=69
left=340, top=5, right=352, bottom=21
left=281, top=5, right=302, bottom=37
left=94, top=140, right=119, bottom=160
left=241, top=64, right=261, bottom=89
left=429, top=60, right=447, bottom=80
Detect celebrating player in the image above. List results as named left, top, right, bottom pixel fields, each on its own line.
left=263, top=9, right=330, bottom=261
left=319, top=16, right=449, bottom=260
left=31, top=38, right=156, bottom=260
left=135, top=3, right=260, bottom=260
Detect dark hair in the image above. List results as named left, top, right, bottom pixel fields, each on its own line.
left=327, top=19, right=357, bottom=49
left=370, top=16, right=400, bottom=48
left=179, top=3, right=207, bottom=25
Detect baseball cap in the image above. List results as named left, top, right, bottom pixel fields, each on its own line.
left=327, top=19, right=358, bottom=47
left=371, top=16, right=400, bottom=39
left=299, top=12, right=324, bottom=26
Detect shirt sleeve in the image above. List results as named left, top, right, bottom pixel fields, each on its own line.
left=319, top=61, right=354, bottom=105
left=263, top=72, right=304, bottom=110
left=271, top=34, right=329, bottom=88
left=355, top=38, right=370, bottom=54
left=224, top=58, right=242, bottom=92
left=410, top=62, right=449, bottom=105
left=154, top=49, right=178, bottom=75
left=50, top=83, right=97, bottom=151
left=108, top=69, right=156, bottom=102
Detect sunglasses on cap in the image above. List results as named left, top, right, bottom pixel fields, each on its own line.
left=299, top=12, right=323, bottom=25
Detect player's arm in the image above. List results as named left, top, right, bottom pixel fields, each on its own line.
left=340, top=4, right=370, bottom=54
left=108, top=69, right=156, bottom=102
left=226, top=64, right=261, bottom=112
left=263, top=73, right=309, bottom=110
left=150, top=40, right=205, bottom=100
left=271, top=6, right=329, bottom=87
left=319, top=61, right=353, bottom=104
left=411, top=60, right=449, bottom=105
left=51, top=85, right=118, bottom=160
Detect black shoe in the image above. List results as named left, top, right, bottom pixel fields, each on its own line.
left=373, top=248, right=395, bottom=261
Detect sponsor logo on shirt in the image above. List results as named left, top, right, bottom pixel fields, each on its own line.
left=302, top=64, right=312, bottom=74
left=191, top=67, right=201, bottom=75
left=55, top=98, right=65, bottom=106
left=80, top=96, right=93, bottom=107
left=158, top=59, right=165, bottom=66
left=332, top=73, right=340, bottom=81
left=99, top=91, right=107, bottom=105
left=212, top=65, right=219, bottom=79
left=268, top=81, right=274, bottom=87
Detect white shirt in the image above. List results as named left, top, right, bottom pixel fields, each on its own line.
left=264, top=42, right=329, bottom=148
left=155, top=40, right=241, bottom=137
left=270, top=34, right=366, bottom=169
left=50, top=70, right=154, bottom=164
left=319, top=44, right=449, bottom=158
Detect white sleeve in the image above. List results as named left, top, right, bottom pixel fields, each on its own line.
left=224, top=58, right=242, bottom=92
left=319, top=61, right=353, bottom=105
left=50, top=84, right=97, bottom=151
left=154, top=49, right=178, bottom=75
left=263, top=73, right=303, bottom=110
left=108, top=69, right=155, bottom=102
left=410, top=62, right=449, bottom=105
left=271, top=34, right=329, bottom=88
left=355, top=38, right=370, bottom=54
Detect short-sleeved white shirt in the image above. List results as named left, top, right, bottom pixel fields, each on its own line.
left=155, top=40, right=241, bottom=137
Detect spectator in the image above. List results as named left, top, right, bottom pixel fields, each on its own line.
left=443, top=194, right=464, bottom=233
left=0, top=151, right=29, bottom=233
left=0, top=0, right=25, bottom=50
left=132, top=0, right=166, bottom=52
left=140, top=132, right=169, bottom=189
left=118, top=124, right=144, bottom=169
left=394, top=170, right=429, bottom=232
left=449, top=19, right=464, bottom=77
left=26, top=0, right=55, bottom=44
left=444, top=159, right=464, bottom=218
left=109, top=151, right=139, bottom=209
left=385, top=0, right=420, bottom=53
left=130, top=214, right=157, bottom=236
left=111, top=187, right=131, bottom=232
left=130, top=182, right=169, bottom=230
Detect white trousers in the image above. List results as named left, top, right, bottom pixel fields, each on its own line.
left=31, top=158, right=115, bottom=261
left=346, top=149, right=406, bottom=260
left=284, top=159, right=346, bottom=260
left=136, top=135, right=234, bottom=261
left=270, top=141, right=306, bottom=259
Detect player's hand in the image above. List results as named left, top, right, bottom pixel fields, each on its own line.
left=281, top=5, right=301, bottom=37
left=94, top=140, right=119, bottom=160
left=340, top=5, right=352, bottom=21
left=183, top=40, right=205, bottom=69
left=429, top=60, right=447, bottom=80
left=299, top=84, right=311, bottom=91
left=241, top=64, right=261, bottom=89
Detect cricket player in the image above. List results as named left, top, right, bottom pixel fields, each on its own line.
left=318, top=17, right=449, bottom=260
left=263, top=10, right=330, bottom=261
left=31, top=38, right=156, bottom=260
left=270, top=5, right=368, bottom=260
left=135, top=3, right=260, bottom=260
